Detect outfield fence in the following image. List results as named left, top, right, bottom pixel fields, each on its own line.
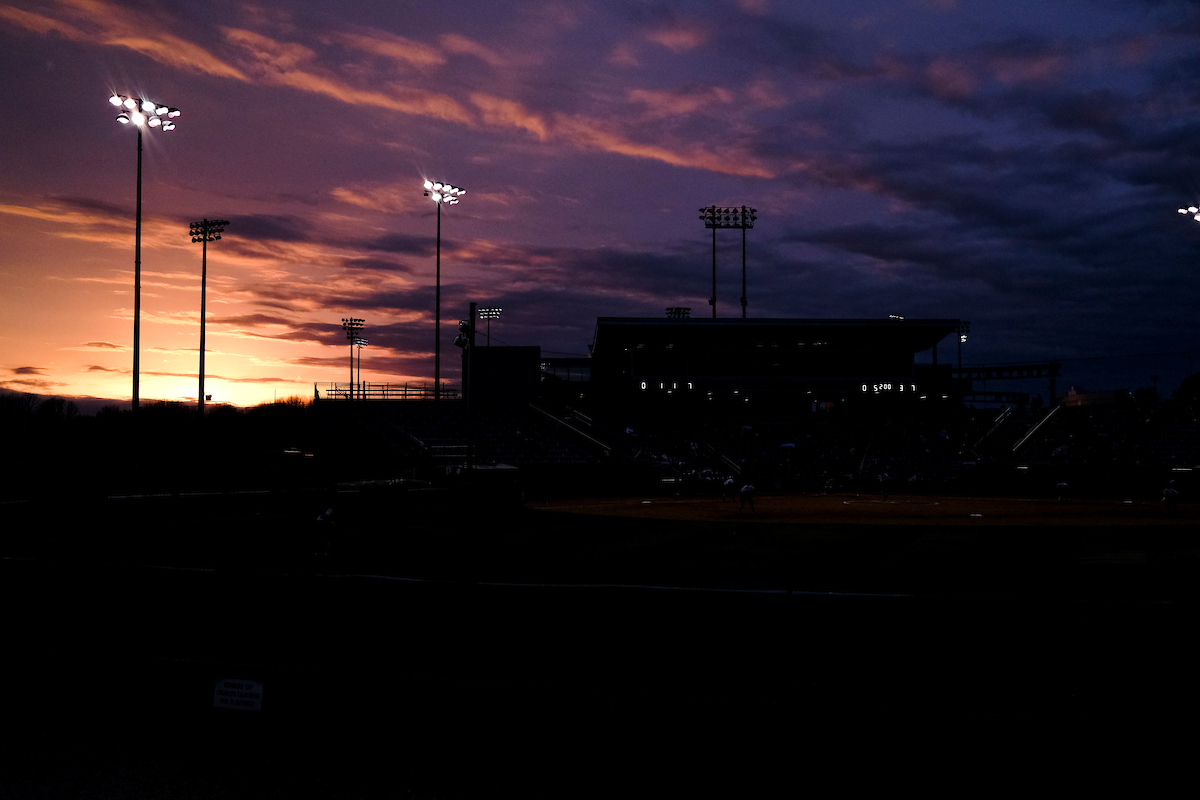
left=315, top=382, right=460, bottom=401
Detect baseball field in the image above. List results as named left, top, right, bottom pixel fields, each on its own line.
left=2, top=487, right=1195, bottom=796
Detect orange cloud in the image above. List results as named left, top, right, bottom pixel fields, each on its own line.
left=335, top=29, right=445, bottom=67
left=222, top=27, right=315, bottom=71
left=223, top=28, right=474, bottom=124
left=0, top=202, right=107, bottom=225
left=628, top=86, right=732, bottom=119
left=990, top=53, right=1066, bottom=85
left=0, top=0, right=250, bottom=80
left=552, top=115, right=773, bottom=178
left=608, top=42, right=639, bottom=67
left=925, top=57, right=975, bottom=100
left=471, top=93, right=548, bottom=140
left=645, top=22, right=709, bottom=53
left=0, top=5, right=88, bottom=39
left=110, top=32, right=251, bottom=80
left=4, top=5, right=773, bottom=180
left=330, top=185, right=425, bottom=214
left=746, top=78, right=790, bottom=109
left=440, top=33, right=507, bottom=67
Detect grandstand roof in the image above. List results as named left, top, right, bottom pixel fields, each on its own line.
left=591, top=317, right=960, bottom=357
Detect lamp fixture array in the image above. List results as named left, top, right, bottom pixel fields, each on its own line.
left=424, top=180, right=465, bottom=204
left=109, top=94, right=179, bottom=130
left=190, top=219, right=228, bottom=243
left=1179, top=206, right=1200, bottom=222
left=699, top=205, right=757, bottom=229
left=341, top=317, right=365, bottom=339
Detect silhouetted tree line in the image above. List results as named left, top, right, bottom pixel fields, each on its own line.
left=0, top=391, right=326, bottom=500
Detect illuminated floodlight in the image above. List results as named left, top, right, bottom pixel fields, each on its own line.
left=425, top=181, right=465, bottom=205
left=422, top=178, right=467, bottom=398
left=110, top=90, right=181, bottom=412
left=957, top=321, right=971, bottom=369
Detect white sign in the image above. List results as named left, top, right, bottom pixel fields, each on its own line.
left=214, top=679, right=263, bottom=711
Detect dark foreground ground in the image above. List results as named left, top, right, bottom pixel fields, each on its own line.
left=3, top=488, right=1197, bottom=796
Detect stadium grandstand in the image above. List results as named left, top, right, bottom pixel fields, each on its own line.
left=306, top=312, right=1198, bottom=501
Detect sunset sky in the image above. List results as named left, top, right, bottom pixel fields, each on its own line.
left=3, top=0, right=1200, bottom=408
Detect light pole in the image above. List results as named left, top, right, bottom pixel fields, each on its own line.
left=110, top=93, right=179, bottom=411
left=477, top=306, right=502, bottom=346
left=423, top=180, right=466, bottom=400
left=189, top=219, right=228, bottom=414
left=1175, top=207, right=1197, bottom=380
left=341, top=317, right=364, bottom=399
left=354, top=337, right=368, bottom=399
left=699, top=205, right=757, bottom=318
left=957, top=321, right=970, bottom=371
left=454, top=302, right=477, bottom=470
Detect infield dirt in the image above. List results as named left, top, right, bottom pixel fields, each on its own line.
left=533, top=490, right=1198, bottom=527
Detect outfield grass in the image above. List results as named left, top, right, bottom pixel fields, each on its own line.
left=6, top=489, right=1196, bottom=602
left=3, top=488, right=1197, bottom=795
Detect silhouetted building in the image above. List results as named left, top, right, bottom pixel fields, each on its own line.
left=571, top=317, right=961, bottom=419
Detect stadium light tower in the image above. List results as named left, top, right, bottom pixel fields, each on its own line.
left=424, top=179, right=466, bottom=400
left=110, top=92, right=180, bottom=411
left=957, top=321, right=971, bottom=371
left=189, top=219, right=228, bottom=414
left=341, top=317, right=364, bottom=399
left=354, top=337, right=368, bottom=399
left=700, top=205, right=758, bottom=319
left=477, top=306, right=502, bottom=346
left=1178, top=205, right=1200, bottom=223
